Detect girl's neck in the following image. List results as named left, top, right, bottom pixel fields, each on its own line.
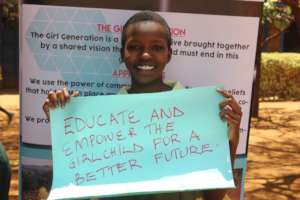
left=128, top=79, right=172, bottom=94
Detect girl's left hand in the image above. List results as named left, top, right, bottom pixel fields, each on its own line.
left=217, top=88, right=242, bottom=161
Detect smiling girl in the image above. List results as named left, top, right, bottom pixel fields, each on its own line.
left=43, top=10, right=242, bottom=200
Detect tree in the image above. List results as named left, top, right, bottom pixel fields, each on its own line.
left=252, top=0, right=296, bottom=118
left=1, top=0, right=19, bottom=88
left=282, top=0, right=300, bottom=33
left=1, top=0, right=18, bottom=23
left=261, top=0, right=295, bottom=48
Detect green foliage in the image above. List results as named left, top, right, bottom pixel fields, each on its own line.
left=2, top=0, right=18, bottom=22
left=260, top=53, right=300, bottom=100
left=262, top=0, right=294, bottom=31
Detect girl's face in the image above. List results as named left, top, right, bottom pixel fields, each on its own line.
left=122, top=21, right=171, bottom=85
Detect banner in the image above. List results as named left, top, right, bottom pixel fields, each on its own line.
left=48, top=86, right=234, bottom=199
left=21, top=5, right=259, bottom=155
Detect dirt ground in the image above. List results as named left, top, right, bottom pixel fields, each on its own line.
left=245, top=102, right=300, bottom=200
left=0, top=93, right=299, bottom=200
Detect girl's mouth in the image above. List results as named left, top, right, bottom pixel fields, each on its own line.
left=136, top=65, right=155, bottom=71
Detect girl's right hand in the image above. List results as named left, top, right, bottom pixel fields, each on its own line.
left=42, top=88, right=80, bottom=119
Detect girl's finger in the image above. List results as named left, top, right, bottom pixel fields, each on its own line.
left=224, top=108, right=241, bottom=123
left=220, top=98, right=242, bottom=115
left=48, top=91, right=59, bottom=107
left=63, top=88, right=70, bottom=103
left=217, top=88, right=231, bottom=98
left=42, top=99, right=52, bottom=119
left=225, top=113, right=240, bottom=126
left=56, top=90, right=65, bottom=108
left=71, top=91, right=80, bottom=97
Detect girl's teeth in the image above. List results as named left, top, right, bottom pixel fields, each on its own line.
left=137, top=65, right=154, bottom=70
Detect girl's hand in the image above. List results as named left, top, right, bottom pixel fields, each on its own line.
left=217, top=88, right=242, bottom=162
left=42, top=88, right=80, bottom=119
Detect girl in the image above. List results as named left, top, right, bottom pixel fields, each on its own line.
left=43, top=10, right=242, bottom=200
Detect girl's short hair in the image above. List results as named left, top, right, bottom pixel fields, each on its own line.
left=120, top=10, right=172, bottom=56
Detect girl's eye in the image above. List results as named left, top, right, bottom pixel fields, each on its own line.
left=127, top=44, right=142, bottom=51
left=151, top=45, right=165, bottom=52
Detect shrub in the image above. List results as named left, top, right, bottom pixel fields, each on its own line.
left=260, top=53, right=300, bottom=100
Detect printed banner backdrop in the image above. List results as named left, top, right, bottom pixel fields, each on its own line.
left=21, top=4, right=259, bottom=155
left=48, top=86, right=234, bottom=199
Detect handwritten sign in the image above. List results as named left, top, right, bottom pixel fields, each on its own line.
left=48, top=86, right=234, bottom=200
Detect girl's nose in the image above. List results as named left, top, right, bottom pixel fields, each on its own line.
left=141, top=51, right=151, bottom=60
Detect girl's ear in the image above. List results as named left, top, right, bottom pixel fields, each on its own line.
left=120, top=47, right=124, bottom=61
left=167, top=48, right=172, bottom=63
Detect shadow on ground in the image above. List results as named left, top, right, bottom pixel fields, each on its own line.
left=245, top=102, right=300, bottom=200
